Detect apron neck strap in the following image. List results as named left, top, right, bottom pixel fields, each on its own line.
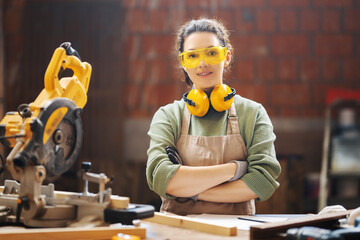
left=227, top=103, right=239, bottom=135
left=181, top=105, right=191, bottom=134
left=182, top=103, right=240, bottom=135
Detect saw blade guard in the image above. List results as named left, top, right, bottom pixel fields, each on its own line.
left=12, top=98, right=83, bottom=180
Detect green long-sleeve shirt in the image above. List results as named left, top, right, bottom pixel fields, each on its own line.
left=146, top=95, right=281, bottom=201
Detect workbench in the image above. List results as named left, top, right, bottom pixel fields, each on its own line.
left=0, top=210, right=352, bottom=240
left=0, top=222, right=247, bottom=240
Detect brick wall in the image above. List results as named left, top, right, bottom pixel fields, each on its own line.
left=122, top=0, right=360, bottom=119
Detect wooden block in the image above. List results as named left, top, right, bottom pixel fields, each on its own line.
left=54, top=190, right=130, bottom=209
left=109, top=195, right=130, bottom=209
left=0, top=225, right=146, bottom=240
left=143, top=212, right=237, bottom=236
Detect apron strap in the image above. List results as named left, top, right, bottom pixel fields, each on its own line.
left=227, top=103, right=240, bottom=135
left=181, top=105, right=191, bottom=135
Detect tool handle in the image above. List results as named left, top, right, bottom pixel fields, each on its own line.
left=44, top=42, right=91, bottom=94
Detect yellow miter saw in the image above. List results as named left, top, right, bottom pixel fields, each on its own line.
left=0, top=43, right=154, bottom=228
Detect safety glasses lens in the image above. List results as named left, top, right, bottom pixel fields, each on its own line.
left=179, top=46, right=227, bottom=68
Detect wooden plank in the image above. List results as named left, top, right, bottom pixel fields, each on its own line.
left=0, top=225, right=146, bottom=240
left=250, top=210, right=352, bottom=240
left=143, top=212, right=237, bottom=236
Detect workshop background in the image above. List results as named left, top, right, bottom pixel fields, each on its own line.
left=1, top=0, right=359, bottom=214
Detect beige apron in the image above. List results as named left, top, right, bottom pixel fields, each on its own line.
left=161, top=104, right=255, bottom=215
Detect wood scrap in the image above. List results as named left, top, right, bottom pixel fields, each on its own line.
left=0, top=225, right=146, bottom=240
left=143, top=212, right=237, bottom=236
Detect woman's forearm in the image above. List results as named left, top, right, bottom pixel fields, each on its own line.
left=165, top=163, right=237, bottom=197
left=198, top=179, right=258, bottom=203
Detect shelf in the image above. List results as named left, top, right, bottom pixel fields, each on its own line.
left=329, top=172, right=360, bottom=178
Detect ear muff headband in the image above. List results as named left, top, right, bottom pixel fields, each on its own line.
left=183, top=84, right=236, bottom=117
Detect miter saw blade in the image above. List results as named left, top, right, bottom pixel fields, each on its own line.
left=13, top=98, right=83, bottom=180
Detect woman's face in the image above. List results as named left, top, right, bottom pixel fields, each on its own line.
left=182, top=32, right=231, bottom=93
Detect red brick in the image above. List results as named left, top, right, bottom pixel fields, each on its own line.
left=321, top=58, right=340, bottom=81
left=126, top=9, right=147, bottom=32
left=257, top=58, right=276, bottom=80
left=279, top=10, right=298, bottom=32
left=186, top=10, right=212, bottom=20
left=141, top=35, right=174, bottom=57
left=312, top=84, right=355, bottom=106
left=129, top=109, right=150, bottom=118
left=312, top=84, right=329, bottom=106
left=122, top=84, right=140, bottom=109
left=232, top=35, right=268, bottom=57
left=216, top=10, right=234, bottom=29
left=232, top=84, right=267, bottom=104
left=184, top=0, right=217, bottom=7
left=322, top=9, right=341, bottom=32
left=228, top=0, right=267, bottom=7
left=344, top=9, right=360, bottom=31
left=271, top=84, right=310, bottom=107
left=149, top=9, right=168, bottom=32
left=343, top=58, right=360, bottom=80
left=278, top=58, right=297, bottom=80
left=138, top=0, right=180, bottom=8
left=278, top=108, right=299, bottom=117
left=271, top=35, right=309, bottom=56
left=257, top=10, right=276, bottom=32
left=235, top=9, right=256, bottom=33
left=235, top=59, right=255, bottom=81
left=301, top=10, right=320, bottom=32
left=123, top=36, right=140, bottom=59
left=170, top=57, right=183, bottom=81
left=300, top=58, right=320, bottom=81
left=149, top=58, right=170, bottom=83
left=313, top=0, right=352, bottom=6
left=144, top=84, right=179, bottom=107
left=128, top=59, right=147, bottom=83
left=269, top=0, right=310, bottom=7
left=301, top=107, right=321, bottom=118
left=122, top=0, right=137, bottom=8
left=358, top=36, right=360, bottom=56
left=168, top=9, right=186, bottom=32
left=265, top=108, right=276, bottom=118
left=315, top=35, right=353, bottom=56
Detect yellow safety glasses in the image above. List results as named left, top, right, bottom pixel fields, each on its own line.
left=179, top=46, right=228, bottom=69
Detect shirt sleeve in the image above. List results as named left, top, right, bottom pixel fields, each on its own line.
left=239, top=103, right=281, bottom=201
left=146, top=105, right=182, bottom=199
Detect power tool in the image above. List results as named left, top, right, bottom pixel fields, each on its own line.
left=286, top=216, right=360, bottom=240
left=0, top=42, right=154, bottom=227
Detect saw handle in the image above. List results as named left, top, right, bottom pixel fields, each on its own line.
left=44, top=42, right=91, bottom=93
left=35, top=42, right=92, bottom=109
left=60, top=42, right=81, bottom=59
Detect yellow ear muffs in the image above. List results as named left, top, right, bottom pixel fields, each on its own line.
left=210, top=84, right=236, bottom=112
left=183, top=89, right=209, bottom=117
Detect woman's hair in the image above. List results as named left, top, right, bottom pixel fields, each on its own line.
left=175, top=18, right=233, bottom=86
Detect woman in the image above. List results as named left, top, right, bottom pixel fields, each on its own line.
left=146, top=18, right=281, bottom=215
